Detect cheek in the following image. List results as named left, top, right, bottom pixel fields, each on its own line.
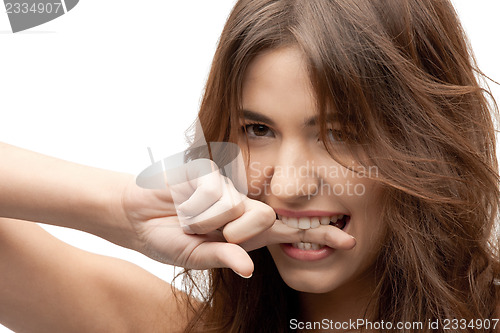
left=346, top=181, right=386, bottom=264
left=243, top=153, right=274, bottom=199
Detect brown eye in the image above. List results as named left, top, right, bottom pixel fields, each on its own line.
left=327, top=129, right=345, bottom=142
left=244, top=123, right=274, bottom=137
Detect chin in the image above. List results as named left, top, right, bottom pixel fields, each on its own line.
left=281, top=275, right=340, bottom=294
left=269, top=252, right=347, bottom=294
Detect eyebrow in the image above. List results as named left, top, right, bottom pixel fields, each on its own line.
left=241, top=109, right=276, bottom=127
left=241, top=109, right=338, bottom=127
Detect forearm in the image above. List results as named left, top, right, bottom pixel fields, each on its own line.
left=0, top=142, right=136, bottom=248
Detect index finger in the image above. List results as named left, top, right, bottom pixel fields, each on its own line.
left=240, top=221, right=356, bottom=251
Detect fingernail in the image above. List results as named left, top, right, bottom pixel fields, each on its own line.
left=181, top=224, right=195, bottom=234
left=234, top=270, right=253, bottom=279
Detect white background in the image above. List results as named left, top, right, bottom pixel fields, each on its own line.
left=0, top=1, right=498, bottom=332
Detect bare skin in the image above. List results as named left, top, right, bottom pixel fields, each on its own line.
left=0, top=141, right=357, bottom=331
left=0, top=218, right=187, bottom=332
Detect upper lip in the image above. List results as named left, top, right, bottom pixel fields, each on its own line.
left=274, top=208, right=348, bottom=218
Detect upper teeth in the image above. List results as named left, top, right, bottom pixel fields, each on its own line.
left=277, top=214, right=344, bottom=229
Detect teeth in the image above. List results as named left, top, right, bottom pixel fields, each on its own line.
left=298, top=217, right=310, bottom=229
left=291, top=242, right=325, bottom=250
left=311, top=243, right=322, bottom=250
left=278, top=214, right=348, bottom=230
left=287, top=217, right=298, bottom=228
left=320, top=216, right=330, bottom=225
left=278, top=214, right=349, bottom=251
left=311, top=217, right=320, bottom=228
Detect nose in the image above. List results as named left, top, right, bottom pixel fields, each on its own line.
left=269, top=140, right=320, bottom=203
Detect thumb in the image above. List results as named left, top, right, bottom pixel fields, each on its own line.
left=190, top=242, right=254, bottom=278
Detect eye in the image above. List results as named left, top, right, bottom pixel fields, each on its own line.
left=327, top=129, right=345, bottom=142
left=243, top=123, right=274, bottom=138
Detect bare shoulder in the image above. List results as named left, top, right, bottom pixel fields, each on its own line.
left=0, top=218, right=200, bottom=332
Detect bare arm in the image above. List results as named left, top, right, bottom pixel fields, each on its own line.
left=0, top=142, right=138, bottom=248
left=0, top=141, right=354, bottom=270
left=0, top=218, right=193, bottom=333
left=0, top=142, right=280, bottom=277
left=0, top=143, right=355, bottom=331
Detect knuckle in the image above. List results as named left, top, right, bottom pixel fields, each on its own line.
left=323, top=230, right=334, bottom=245
left=258, top=205, right=277, bottom=227
left=222, top=201, right=245, bottom=221
left=298, top=229, right=306, bottom=243
left=200, top=185, right=221, bottom=199
left=219, top=199, right=235, bottom=213
left=265, top=205, right=277, bottom=221
left=222, top=226, right=242, bottom=244
left=254, top=216, right=270, bottom=230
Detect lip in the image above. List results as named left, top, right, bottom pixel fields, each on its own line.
left=274, top=208, right=348, bottom=218
left=280, top=243, right=335, bottom=261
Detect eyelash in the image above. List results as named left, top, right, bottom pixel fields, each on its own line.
left=241, top=122, right=275, bottom=138
left=326, top=129, right=345, bottom=142
left=241, top=122, right=347, bottom=143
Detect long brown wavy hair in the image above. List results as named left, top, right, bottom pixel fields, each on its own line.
left=176, top=0, right=500, bottom=332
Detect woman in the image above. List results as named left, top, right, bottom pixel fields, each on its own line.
left=180, top=0, right=500, bottom=331
left=0, top=0, right=498, bottom=332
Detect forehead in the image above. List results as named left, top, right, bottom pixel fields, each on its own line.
left=241, top=47, right=318, bottom=124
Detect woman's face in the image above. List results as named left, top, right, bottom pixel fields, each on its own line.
left=239, top=47, right=385, bottom=294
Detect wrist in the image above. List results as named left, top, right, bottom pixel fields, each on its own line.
left=91, top=172, right=143, bottom=251
left=0, top=143, right=144, bottom=250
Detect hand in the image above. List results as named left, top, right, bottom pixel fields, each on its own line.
left=117, top=158, right=356, bottom=278
left=118, top=168, right=276, bottom=278
left=239, top=219, right=357, bottom=253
